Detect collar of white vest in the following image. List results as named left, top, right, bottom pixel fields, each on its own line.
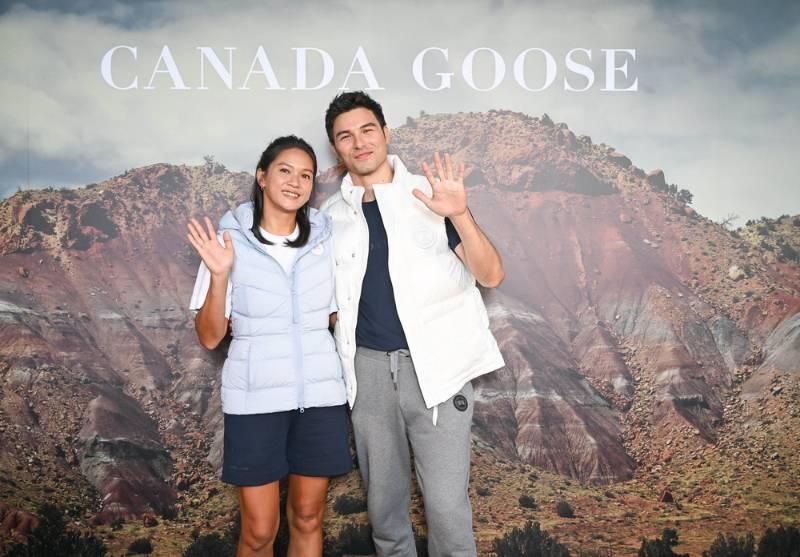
left=340, top=155, right=412, bottom=208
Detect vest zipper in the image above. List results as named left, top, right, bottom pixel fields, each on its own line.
left=291, top=259, right=305, bottom=413
left=251, top=235, right=310, bottom=414
left=253, top=242, right=305, bottom=412
left=285, top=231, right=326, bottom=413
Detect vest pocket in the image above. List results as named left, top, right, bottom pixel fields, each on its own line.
left=415, top=288, right=489, bottom=378
left=221, top=358, right=248, bottom=391
left=222, top=339, right=250, bottom=391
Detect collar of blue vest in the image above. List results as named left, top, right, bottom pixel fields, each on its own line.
left=218, top=202, right=331, bottom=255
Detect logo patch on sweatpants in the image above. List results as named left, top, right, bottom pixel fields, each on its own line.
left=453, top=394, right=468, bottom=412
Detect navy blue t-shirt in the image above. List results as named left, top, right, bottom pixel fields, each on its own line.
left=356, top=200, right=461, bottom=351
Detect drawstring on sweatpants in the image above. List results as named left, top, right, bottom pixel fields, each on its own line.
left=386, top=349, right=438, bottom=425
left=388, top=350, right=399, bottom=390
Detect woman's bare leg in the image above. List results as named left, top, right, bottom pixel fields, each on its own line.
left=237, top=482, right=280, bottom=557
left=286, top=474, right=329, bottom=556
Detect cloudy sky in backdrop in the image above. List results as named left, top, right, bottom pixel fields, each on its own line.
left=1, top=0, right=798, bottom=222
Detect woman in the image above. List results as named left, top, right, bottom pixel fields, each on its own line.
left=187, top=136, right=350, bottom=557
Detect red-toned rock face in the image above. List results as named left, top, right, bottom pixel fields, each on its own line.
left=323, top=110, right=799, bottom=481
left=0, top=162, right=250, bottom=522
left=0, top=111, right=798, bottom=533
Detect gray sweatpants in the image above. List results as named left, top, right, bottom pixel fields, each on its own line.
left=352, top=347, right=477, bottom=557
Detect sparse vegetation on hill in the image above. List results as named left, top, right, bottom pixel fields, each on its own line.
left=638, top=528, right=689, bottom=557
left=493, top=521, right=570, bottom=557
left=739, top=214, right=800, bottom=263
left=5, top=503, right=107, bottom=557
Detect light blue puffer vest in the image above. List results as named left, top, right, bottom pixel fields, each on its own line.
left=218, top=202, right=345, bottom=415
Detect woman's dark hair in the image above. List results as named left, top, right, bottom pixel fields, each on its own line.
left=251, top=135, right=316, bottom=248
left=325, top=91, right=387, bottom=144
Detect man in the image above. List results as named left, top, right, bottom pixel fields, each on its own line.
left=321, top=91, right=505, bottom=557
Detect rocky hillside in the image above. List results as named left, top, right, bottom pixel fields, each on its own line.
left=738, top=214, right=800, bottom=265
left=0, top=162, right=250, bottom=528
left=1, top=111, right=798, bottom=554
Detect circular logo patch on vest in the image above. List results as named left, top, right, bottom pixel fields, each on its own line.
left=311, top=244, right=324, bottom=255
left=453, top=394, right=469, bottom=412
left=413, top=228, right=436, bottom=249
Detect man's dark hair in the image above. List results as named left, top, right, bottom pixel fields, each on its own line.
left=325, top=91, right=387, bottom=144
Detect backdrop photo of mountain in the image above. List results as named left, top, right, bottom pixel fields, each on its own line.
left=1, top=110, right=798, bottom=555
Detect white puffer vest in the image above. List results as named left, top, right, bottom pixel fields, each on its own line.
left=321, top=156, right=505, bottom=409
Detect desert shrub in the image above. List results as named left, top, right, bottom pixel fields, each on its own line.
left=519, top=494, right=537, bottom=509
left=493, top=521, right=570, bottom=557
left=182, top=533, right=235, bottom=557
left=555, top=500, right=574, bottom=518
left=638, top=528, right=689, bottom=557
left=756, top=525, right=800, bottom=556
left=6, top=503, right=107, bottom=557
left=161, top=505, right=178, bottom=520
left=778, top=244, right=799, bottom=262
left=127, top=538, right=154, bottom=555
left=676, top=189, right=693, bottom=205
left=333, top=494, right=368, bottom=515
left=580, top=550, right=613, bottom=557
left=323, top=523, right=375, bottom=556
left=702, top=532, right=755, bottom=557
left=182, top=513, right=240, bottom=557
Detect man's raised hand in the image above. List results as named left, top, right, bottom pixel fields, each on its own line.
left=187, top=216, right=234, bottom=277
left=413, top=152, right=468, bottom=218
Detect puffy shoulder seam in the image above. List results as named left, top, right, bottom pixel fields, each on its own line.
left=320, top=192, right=345, bottom=213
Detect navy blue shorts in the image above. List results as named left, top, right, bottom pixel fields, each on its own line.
left=221, top=404, right=353, bottom=486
